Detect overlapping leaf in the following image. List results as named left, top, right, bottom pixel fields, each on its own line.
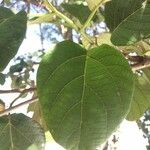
left=0, top=9, right=27, bottom=72
left=0, top=113, right=45, bottom=150
left=37, top=41, right=134, bottom=149
left=127, top=69, right=150, bottom=121
left=111, top=4, right=150, bottom=46
left=104, top=0, right=144, bottom=31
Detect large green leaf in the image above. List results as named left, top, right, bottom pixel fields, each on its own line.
left=0, top=113, right=45, bottom=150
left=0, top=10, right=27, bottom=72
left=37, top=41, right=134, bottom=149
left=127, top=69, right=150, bottom=121
left=104, top=0, right=143, bottom=31
left=111, top=3, right=150, bottom=46
left=62, top=3, right=92, bottom=24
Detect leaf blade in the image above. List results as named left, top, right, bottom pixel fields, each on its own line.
left=0, top=10, right=27, bottom=72
left=37, top=41, right=134, bottom=149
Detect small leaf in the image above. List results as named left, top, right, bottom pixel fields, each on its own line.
left=0, top=10, right=27, bottom=72
left=127, top=69, right=150, bottom=121
left=62, top=3, right=92, bottom=24
left=111, top=3, right=150, bottom=46
left=37, top=41, right=134, bottom=149
left=0, top=113, right=45, bottom=150
left=9, top=60, right=27, bottom=74
left=0, top=73, right=5, bottom=85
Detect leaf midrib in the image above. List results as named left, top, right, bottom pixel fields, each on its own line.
left=78, top=54, right=87, bottom=148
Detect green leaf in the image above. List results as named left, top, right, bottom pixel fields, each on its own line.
left=0, top=6, right=14, bottom=23
left=0, top=73, right=5, bottom=85
left=62, top=3, right=92, bottom=24
left=104, top=0, right=143, bottom=31
left=37, top=40, right=134, bottom=149
left=0, top=11, right=27, bottom=72
left=111, top=3, right=150, bottom=46
left=0, top=113, right=45, bottom=150
left=127, top=69, right=150, bottom=121
left=9, top=60, right=27, bottom=74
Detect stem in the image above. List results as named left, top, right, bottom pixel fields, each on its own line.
left=44, top=0, right=94, bottom=44
left=0, top=87, right=36, bottom=94
left=44, top=0, right=78, bottom=31
left=128, top=55, right=150, bottom=71
left=80, top=0, right=105, bottom=32
left=81, top=32, right=95, bottom=45
left=9, top=93, right=24, bottom=108
left=0, top=97, right=38, bottom=117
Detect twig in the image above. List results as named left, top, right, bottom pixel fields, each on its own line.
left=44, top=0, right=78, bottom=31
left=0, top=87, right=36, bottom=94
left=80, top=0, right=105, bottom=32
left=0, top=97, right=38, bottom=117
left=44, top=0, right=94, bottom=44
left=130, top=56, right=150, bottom=71
left=9, top=93, right=24, bottom=108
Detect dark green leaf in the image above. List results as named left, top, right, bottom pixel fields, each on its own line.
left=0, top=6, right=14, bottom=23
left=62, top=3, right=91, bottom=24
left=104, top=0, right=144, bottom=31
left=37, top=41, right=134, bottom=149
left=111, top=3, right=150, bottom=46
left=0, top=113, right=45, bottom=150
left=9, top=60, right=26, bottom=74
left=0, top=73, right=5, bottom=85
left=0, top=11, right=27, bottom=72
left=127, top=69, right=150, bottom=121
